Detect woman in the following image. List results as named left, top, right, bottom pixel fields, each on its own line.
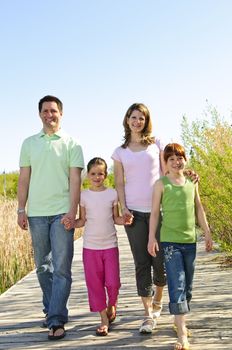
left=112, top=103, right=166, bottom=333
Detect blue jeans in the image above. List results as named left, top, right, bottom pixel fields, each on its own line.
left=161, top=242, right=196, bottom=315
left=28, top=215, right=74, bottom=327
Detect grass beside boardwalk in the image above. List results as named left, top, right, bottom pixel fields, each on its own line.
left=0, top=198, right=34, bottom=294
left=0, top=198, right=82, bottom=295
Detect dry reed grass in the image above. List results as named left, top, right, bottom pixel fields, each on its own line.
left=0, top=198, right=83, bottom=294
left=0, top=198, right=34, bottom=294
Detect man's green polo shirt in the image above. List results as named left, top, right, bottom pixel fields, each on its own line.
left=19, top=129, right=84, bottom=216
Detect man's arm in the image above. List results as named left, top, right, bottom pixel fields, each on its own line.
left=61, top=167, right=82, bottom=226
left=17, top=167, right=31, bottom=230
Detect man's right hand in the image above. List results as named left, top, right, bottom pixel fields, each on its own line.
left=17, top=212, right=28, bottom=230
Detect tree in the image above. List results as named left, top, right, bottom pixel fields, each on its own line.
left=181, top=106, right=232, bottom=252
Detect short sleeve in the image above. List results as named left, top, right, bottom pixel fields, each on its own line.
left=19, top=138, right=31, bottom=167
left=69, top=141, right=84, bottom=169
left=111, top=147, right=122, bottom=162
left=80, top=190, right=86, bottom=207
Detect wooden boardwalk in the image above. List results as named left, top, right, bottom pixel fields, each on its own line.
left=0, top=226, right=232, bottom=349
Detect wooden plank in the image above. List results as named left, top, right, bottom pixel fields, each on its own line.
left=0, top=226, right=232, bottom=349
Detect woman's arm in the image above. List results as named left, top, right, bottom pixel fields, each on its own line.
left=160, top=150, right=167, bottom=176
left=113, top=159, right=133, bottom=221
left=113, top=202, right=133, bottom=225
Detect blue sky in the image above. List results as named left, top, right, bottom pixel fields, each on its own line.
left=1, top=0, right=232, bottom=172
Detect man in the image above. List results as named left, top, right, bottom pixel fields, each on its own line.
left=17, top=95, right=84, bottom=340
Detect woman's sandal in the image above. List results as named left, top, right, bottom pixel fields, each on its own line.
left=107, top=306, right=117, bottom=323
left=152, top=300, right=163, bottom=318
left=96, top=325, right=109, bottom=336
left=48, top=325, right=66, bottom=340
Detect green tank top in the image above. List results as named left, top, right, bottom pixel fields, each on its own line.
left=160, top=176, right=197, bottom=243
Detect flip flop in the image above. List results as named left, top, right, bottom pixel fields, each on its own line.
left=96, top=325, right=109, bottom=336
left=48, top=325, right=66, bottom=340
left=173, top=324, right=192, bottom=337
left=174, top=340, right=190, bottom=350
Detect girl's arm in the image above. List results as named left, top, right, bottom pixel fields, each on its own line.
left=113, top=203, right=124, bottom=225
left=113, top=159, right=133, bottom=222
left=195, top=184, right=213, bottom=252
left=74, top=205, right=86, bottom=228
left=148, top=180, right=163, bottom=257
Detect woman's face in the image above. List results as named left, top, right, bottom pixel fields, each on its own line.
left=127, top=110, right=146, bottom=133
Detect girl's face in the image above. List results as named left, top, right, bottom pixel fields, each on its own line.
left=166, top=154, right=186, bottom=173
left=87, top=164, right=106, bottom=189
left=127, top=110, right=146, bottom=134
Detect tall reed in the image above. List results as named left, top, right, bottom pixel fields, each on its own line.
left=0, top=198, right=34, bottom=294
left=0, top=198, right=83, bottom=294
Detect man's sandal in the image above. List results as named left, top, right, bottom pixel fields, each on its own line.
left=48, top=325, right=66, bottom=340
left=139, top=316, right=156, bottom=334
left=96, top=325, right=109, bottom=336
left=152, top=300, right=163, bottom=318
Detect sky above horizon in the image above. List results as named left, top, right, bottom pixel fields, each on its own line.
left=1, top=0, right=232, bottom=173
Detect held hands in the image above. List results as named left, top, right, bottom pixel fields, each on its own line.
left=61, top=213, right=75, bottom=231
left=147, top=237, right=159, bottom=257
left=122, top=207, right=134, bottom=226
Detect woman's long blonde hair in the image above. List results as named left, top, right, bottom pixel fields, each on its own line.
left=121, top=103, right=155, bottom=148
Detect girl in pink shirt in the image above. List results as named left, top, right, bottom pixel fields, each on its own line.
left=64, top=157, right=130, bottom=336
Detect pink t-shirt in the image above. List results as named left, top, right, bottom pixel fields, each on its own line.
left=80, top=188, right=118, bottom=249
left=111, top=141, right=164, bottom=212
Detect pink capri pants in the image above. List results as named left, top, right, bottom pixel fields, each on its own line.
left=83, top=247, right=121, bottom=312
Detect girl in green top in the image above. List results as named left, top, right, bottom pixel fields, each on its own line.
left=148, top=143, right=213, bottom=350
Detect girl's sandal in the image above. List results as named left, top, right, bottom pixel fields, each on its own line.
left=173, top=324, right=192, bottom=337
left=174, top=341, right=190, bottom=350
left=96, top=325, right=109, bottom=336
left=107, top=306, right=117, bottom=323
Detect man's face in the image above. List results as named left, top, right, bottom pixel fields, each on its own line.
left=39, top=101, right=62, bottom=132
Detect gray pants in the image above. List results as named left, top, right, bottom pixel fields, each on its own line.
left=125, top=210, right=166, bottom=297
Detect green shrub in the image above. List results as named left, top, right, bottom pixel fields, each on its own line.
left=0, top=172, right=18, bottom=198
left=181, top=105, right=232, bottom=252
